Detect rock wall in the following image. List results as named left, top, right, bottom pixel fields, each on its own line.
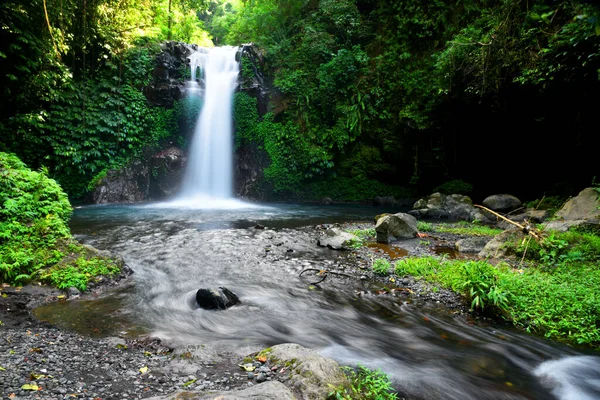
left=91, top=42, right=275, bottom=204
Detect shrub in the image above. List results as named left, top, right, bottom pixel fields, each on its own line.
left=329, top=363, right=398, bottom=400
left=0, top=152, right=120, bottom=289
left=372, top=259, right=391, bottom=276
left=433, top=179, right=473, bottom=195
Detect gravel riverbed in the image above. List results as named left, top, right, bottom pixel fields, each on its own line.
left=1, top=221, right=476, bottom=400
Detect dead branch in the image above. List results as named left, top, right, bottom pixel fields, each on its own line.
left=299, top=268, right=353, bottom=285
left=474, top=204, right=545, bottom=242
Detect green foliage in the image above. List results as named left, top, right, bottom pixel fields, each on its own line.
left=344, top=228, right=375, bottom=249
left=349, top=228, right=376, bottom=241
left=395, top=228, right=600, bottom=345
left=0, top=152, right=120, bottom=289
left=433, top=221, right=503, bottom=237
left=524, top=196, right=567, bottom=215
left=42, top=256, right=120, bottom=291
left=433, top=180, right=473, bottom=195
left=417, top=221, right=434, bottom=232
left=306, top=177, right=414, bottom=202
left=329, top=363, right=398, bottom=400
left=372, top=259, right=391, bottom=276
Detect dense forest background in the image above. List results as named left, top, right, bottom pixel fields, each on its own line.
left=1, top=0, right=599, bottom=202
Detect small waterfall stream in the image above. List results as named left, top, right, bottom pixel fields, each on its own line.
left=179, top=46, right=240, bottom=203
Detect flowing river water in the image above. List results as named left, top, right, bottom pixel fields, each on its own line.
left=33, top=202, right=600, bottom=400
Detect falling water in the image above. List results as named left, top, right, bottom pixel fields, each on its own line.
left=179, top=46, right=240, bottom=204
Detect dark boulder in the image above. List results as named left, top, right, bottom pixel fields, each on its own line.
left=92, top=160, right=150, bottom=204
left=482, top=194, right=522, bottom=212
left=149, top=147, right=187, bottom=199
left=195, top=287, right=240, bottom=310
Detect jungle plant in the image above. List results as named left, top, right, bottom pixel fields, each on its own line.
left=329, top=363, right=398, bottom=400
left=372, top=259, right=391, bottom=276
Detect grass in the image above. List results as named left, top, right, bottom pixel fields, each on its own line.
left=418, top=220, right=501, bottom=236
left=393, top=228, right=600, bottom=346
left=434, top=221, right=503, bottom=236
left=329, top=363, right=398, bottom=400
left=345, top=228, right=376, bottom=249
left=372, top=259, right=391, bottom=275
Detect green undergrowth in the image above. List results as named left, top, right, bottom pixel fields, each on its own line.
left=434, top=221, right=503, bottom=237
left=394, top=228, right=600, bottom=346
left=417, top=220, right=502, bottom=236
left=345, top=228, right=376, bottom=249
left=0, top=152, right=121, bottom=290
left=329, top=363, right=398, bottom=400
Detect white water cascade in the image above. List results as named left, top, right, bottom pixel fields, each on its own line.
left=177, top=46, right=240, bottom=206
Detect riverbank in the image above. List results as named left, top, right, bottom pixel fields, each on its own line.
left=2, top=213, right=598, bottom=399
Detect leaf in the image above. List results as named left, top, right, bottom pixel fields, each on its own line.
left=21, top=384, right=39, bottom=391
left=139, top=366, right=148, bottom=374
left=57, top=295, right=66, bottom=299
left=183, top=379, right=196, bottom=387
left=238, top=363, right=256, bottom=372
left=256, top=355, right=267, bottom=363
left=0, top=366, right=6, bottom=371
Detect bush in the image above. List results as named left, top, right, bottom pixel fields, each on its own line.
left=0, top=152, right=119, bottom=289
left=433, top=179, right=473, bottom=195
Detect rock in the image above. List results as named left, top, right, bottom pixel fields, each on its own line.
left=525, top=209, right=549, bottom=223
left=556, top=187, right=600, bottom=221
left=149, top=147, right=187, bottom=199
left=478, top=228, right=525, bottom=259
left=544, top=188, right=600, bottom=232
left=455, top=237, right=489, bottom=253
left=320, top=197, right=333, bottom=205
left=374, top=213, right=390, bottom=223
left=144, top=42, right=194, bottom=108
left=410, top=192, right=487, bottom=222
left=235, top=143, right=271, bottom=201
left=482, top=194, right=522, bottom=212
left=67, top=287, right=81, bottom=297
left=375, top=213, right=418, bottom=243
left=145, top=381, right=295, bottom=400
left=91, top=160, right=151, bottom=204
left=317, top=228, right=359, bottom=250
left=264, top=344, right=349, bottom=400
left=195, top=287, right=240, bottom=310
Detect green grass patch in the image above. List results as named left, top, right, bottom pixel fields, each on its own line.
left=417, top=221, right=434, bottom=232
left=394, top=230, right=600, bottom=346
left=433, top=221, right=503, bottom=237
left=329, top=363, right=397, bottom=400
left=344, top=228, right=376, bottom=249
left=373, top=259, right=391, bottom=276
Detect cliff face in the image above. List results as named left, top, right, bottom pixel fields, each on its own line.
left=91, top=42, right=274, bottom=203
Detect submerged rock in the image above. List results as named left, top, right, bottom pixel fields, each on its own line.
left=195, top=287, right=240, bottom=310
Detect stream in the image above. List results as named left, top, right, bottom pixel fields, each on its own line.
left=34, top=201, right=600, bottom=400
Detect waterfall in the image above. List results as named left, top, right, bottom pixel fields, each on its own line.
left=179, top=46, right=240, bottom=204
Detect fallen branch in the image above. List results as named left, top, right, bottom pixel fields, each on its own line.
left=474, top=204, right=545, bottom=243
left=299, top=268, right=353, bottom=285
